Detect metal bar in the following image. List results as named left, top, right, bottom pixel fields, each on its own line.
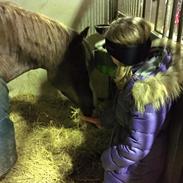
left=144, top=0, right=153, bottom=21
left=111, top=0, right=118, bottom=19
left=140, top=0, right=143, bottom=17
left=169, top=0, right=179, bottom=39
left=130, top=0, right=132, bottom=15
left=134, top=0, right=136, bottom=16
left=128, top=1, right=131, bottom=15
left=121, top=0, right=124, bottom=15
left=149, top=0, right=152, bottom=21
left=154, top=29, right=164, bottom=35
left=110, top=0, right=113, bottom=20
left=127, top=0, right=129, bottom=15
left=138, top=0, right=141, bottom=16
left=105, top=0, right=109, bottom=23
left=109, top=0, right=112, bottom=22
left=118, top=10, right=127, bottom=17
left=128, top=1, right=131, bottom=16
left=124, top=0, right=127, bottom=15
left=135, top=0, right=138, bottom=16
left=133, top=0, right=135, bottom=16
left=142, top=0, right=146, bottom=18
left=163, top=0, right=170, bottom=36
left=132, top=0, right=134, bottom=15
left=116, top=0, right=119, bottom=18
left=126, top=0, right=129, bottom=15
left=102, top=0, right=104, bottom=22
left=139, top=0, right=143, bottom=17
left=177, top=0, right=183, bottom=42
left=137, top=0, right=140, bottom=16
left=154, top=0, right=161, bottom=32
left=97, top=0, right=100, bottom=23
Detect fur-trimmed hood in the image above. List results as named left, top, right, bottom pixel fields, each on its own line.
left=132, top=38, right=183, bottom=112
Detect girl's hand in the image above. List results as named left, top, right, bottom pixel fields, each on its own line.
left=80, top=115, right=102, bottom=128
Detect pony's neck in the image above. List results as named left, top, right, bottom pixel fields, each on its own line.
left=0, top=55, right=36, bottom=82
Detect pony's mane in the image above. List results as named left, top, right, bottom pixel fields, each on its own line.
left=0, top=2, right=76, bottom=67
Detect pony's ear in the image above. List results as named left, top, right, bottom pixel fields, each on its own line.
left=71, top=27, right=89, bottom=45
left=79, top=26, right=90, bottom=39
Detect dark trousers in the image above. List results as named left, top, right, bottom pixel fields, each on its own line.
left=0, top=78, right=17, bottom=177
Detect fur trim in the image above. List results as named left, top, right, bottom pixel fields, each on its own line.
left=132, top=38, right=183, bottom=112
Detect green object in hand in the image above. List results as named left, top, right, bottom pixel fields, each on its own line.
left=94, top=48, right=117, bottom=77
left=96, top=64, right=116, bottom=77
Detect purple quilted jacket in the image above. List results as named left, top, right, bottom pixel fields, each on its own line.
left=100, top=47, right=174, bottom=183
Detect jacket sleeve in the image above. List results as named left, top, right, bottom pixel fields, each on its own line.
left=101, top=93, right=169, bottom=171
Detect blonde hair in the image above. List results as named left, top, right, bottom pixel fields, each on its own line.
left=114, top=65, right=133, bottom=89
left=105, top=17, right=151, bottom=89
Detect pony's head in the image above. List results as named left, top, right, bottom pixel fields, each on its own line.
left=49, top=27, right=95, bottom=116
left=0, top=2, right=94, bottom=116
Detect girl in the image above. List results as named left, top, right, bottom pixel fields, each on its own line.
left=82, top=17, right=183, bottom=183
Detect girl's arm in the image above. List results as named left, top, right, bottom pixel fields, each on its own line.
left=101, top=102, right=170, bottom=171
